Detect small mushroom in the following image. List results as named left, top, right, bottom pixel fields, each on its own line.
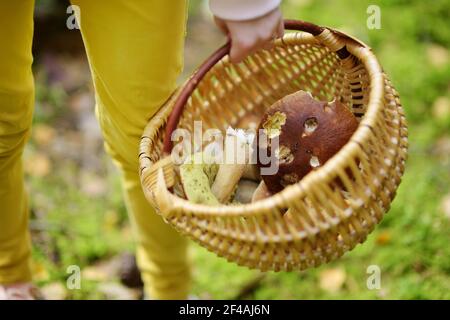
left=257, top=90, right=359, bottom=194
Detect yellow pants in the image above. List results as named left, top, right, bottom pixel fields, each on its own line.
left=0, top=0, right=190, bottom=299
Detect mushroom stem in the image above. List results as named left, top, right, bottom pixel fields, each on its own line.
left=251, top=181, right=272, bottom=202
left=211, top=128, right=252, bottom=203
left=179, top=152, right=219, bottom=205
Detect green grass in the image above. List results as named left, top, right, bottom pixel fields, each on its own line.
left=27, top=0, right=449, bottom=299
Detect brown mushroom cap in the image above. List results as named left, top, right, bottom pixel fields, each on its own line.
left=256, top=91, right=359, bottom=194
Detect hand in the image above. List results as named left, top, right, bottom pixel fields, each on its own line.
left=214, top=7, right=284, bottom=63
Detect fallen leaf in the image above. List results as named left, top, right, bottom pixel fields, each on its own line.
left=376, top=230, right=392, bottom=245
left=319, top=268, right=346, bottom=293
left=427, top=44, right=449, bottom=67
left=40, top=282, right=67, bottom=300
left=25, top=152, right=51, bottom=177
left=32, top=124, right=56, bottom=147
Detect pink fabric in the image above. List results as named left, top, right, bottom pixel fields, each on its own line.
left=209, top=0, right=281, bottom=21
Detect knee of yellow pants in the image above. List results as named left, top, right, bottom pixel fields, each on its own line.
left=0, top=85, right=34, bottom=284
left=0, top=86, right=34, bottom=165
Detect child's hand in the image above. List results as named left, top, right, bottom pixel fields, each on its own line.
left=214, top=7, right=284, bottom=63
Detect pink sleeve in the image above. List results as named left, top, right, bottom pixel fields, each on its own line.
left=209, top=0, right=281, bottom=21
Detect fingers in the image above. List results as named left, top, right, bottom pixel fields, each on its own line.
left=229, top=24, right=278, bottom=63
left=224, top=8, right=284, bottom=63
left=229, top=37, right=258, bottom=63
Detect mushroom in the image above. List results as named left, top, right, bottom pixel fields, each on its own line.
left=211, top=128, right=253, bottom=203
left=179, top=151, right=219, bottom=205
left=236, top=114, right=262, bottom=182
left=256, top=90, right=359, bottom=194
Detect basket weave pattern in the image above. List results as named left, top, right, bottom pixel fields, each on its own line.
left=139, top=21, right=408, bottom=271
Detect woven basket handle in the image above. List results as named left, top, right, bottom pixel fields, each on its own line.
left=162, top=19, right=345, bottom=154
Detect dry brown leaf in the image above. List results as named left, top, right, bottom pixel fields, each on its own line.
left=319, top=268, right=346, bottom=293
left=25, top=152, right=52, bottom=177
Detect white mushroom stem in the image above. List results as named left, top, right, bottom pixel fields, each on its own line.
left=251, top=181, right=272, bottom=202
left=211, top=128, right=252, bottom=203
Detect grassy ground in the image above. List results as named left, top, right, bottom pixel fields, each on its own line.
left=27, top=0, right=449, bottom=299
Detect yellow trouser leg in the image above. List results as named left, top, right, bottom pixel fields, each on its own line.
left=70, top=0, right=190, bottom=299
left=0, top=0, right=35, bottom=284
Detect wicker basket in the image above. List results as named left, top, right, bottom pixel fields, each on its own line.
left=139, top=20, right=408, bottom=271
